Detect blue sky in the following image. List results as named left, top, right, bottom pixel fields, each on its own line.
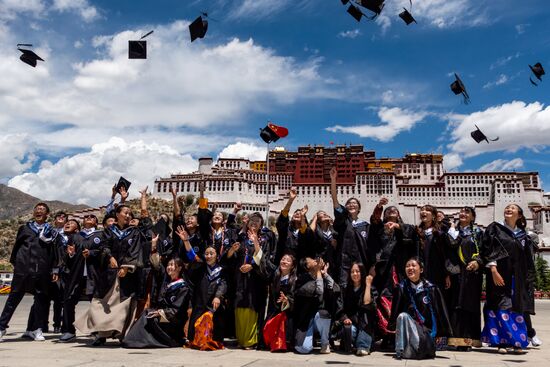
left=1, top=0, right=550, bottom=205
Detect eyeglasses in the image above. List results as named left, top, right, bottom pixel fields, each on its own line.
left=83, top=215, right=96, bottom=219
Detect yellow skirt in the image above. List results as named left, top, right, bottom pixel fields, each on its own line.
left=235, top=308, right=258, bottom=348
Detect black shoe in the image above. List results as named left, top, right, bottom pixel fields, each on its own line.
left=393, top=352, right=403, bottom=360
left=53, top=327, right=61, bottom=334
left=91, top=337, right=106, bottom=346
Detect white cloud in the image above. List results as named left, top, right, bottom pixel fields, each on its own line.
left=443, top=153, right=463, bottom=171
left=478, top=158, right=524, bottom=172
left=229, top=0, right=292, bottom=20
left=218, top=142, right=267, bottom=161
left=490, top=53, right=520, bottom=70
left=0, top=0, right=99, bottom=22
left=0, top=134, right=37, bottom=181
left=375, top=0, right=488, bottom=31
left=8, top=137, right=197, bottom=205
left=483, top=74, right=509, bottom=89
left=51, top=0, right=99, bottom=22
left=444, top=101, right=550, bottom=169
left=338, top=29, right=361, bottom=39
left=515, top=23, right=530, bottom=35
left=446, top=101, right=550, bottom=158
left=0, top=0, right=46, bottom=20
left=0, top=20, right=330, bottom=155
left=326, top=107, right=428, bottom=142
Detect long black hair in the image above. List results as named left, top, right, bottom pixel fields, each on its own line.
left=273, top=253, right=297, bottom=295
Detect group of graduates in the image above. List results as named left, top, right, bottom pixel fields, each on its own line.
left=0, top=166, right=542, bottom=359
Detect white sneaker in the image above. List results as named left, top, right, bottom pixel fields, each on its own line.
left=0, top=329, right=6, bottom=342
left=320, top=344, right=331, bottom=354
left=530, top=335, right=543, bottom=347
left=30, top=328, right=45, bottom=341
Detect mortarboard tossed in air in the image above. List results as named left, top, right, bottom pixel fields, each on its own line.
left=17, top=44, right=44, bottom=67
left=341, top=0, right=384, bottom=22
left=399, top=0, right=417, bottom=25
left=471, top=125, right=499, bottom=144
left=357, top=0, right=385, bottom=18
left=128, top=30, right=154, bottom=59
left=529, top=62, right=545, bottom=86
left=189, top=14, right=209, bottom=42
left=260, top=122, right=289, bottom=144
left=347, top=4, right=364, bottom=22
left=115, top=176, right=132, bottom=193
left=450, top=73, right=470, bottom=104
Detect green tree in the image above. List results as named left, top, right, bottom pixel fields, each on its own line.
left=535, top=256, right=550, bottom=291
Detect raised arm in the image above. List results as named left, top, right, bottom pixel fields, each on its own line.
left=281, top=187, right=297, bottom=216
left=171, top=185, right=180, bottom=218
left=371, top=197, right=387, bottom=224
left=330, top=166, right=339, bottom=209
left=175, top=225, right=200, bottom=262
left=309, top=211, right=319, bottom=232
left=139, top=186, right=149, bottom=218
left=363, top=275, right=374, bottom=305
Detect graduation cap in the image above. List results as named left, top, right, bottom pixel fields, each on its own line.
left=115, top=176, right=131, bottom=193
left=399, top=0, right=416, bottom=25
left=260, top=122, right=289, bottom=144
left=17, top=44, right=44, bottom=67
left=357, top=0, right=385, bottom=18
left=471, top=125, right=499, bottom=144
left=189, top=14, right=209, bottom=42
left=128, top=30, right=154, bottom=59
left=529, top=62, right=545, bottom=86
left=347, top=4, right=364, bottom=22
left=450, top=73, right=470, bottom=104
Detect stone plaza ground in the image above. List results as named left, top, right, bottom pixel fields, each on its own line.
left=0, top=296, right=548, bottom=367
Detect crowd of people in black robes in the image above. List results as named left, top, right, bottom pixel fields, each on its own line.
left=0, top=167, right=543, bottom=359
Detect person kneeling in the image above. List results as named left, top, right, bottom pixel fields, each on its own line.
left=123, top=258, right=191, bottom=348
left=388, top=257, right=452, bottom=359
left=336, top=263, right=376, bottom=356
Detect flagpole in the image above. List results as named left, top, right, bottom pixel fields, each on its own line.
left=265, top=142, right=270, bottom=224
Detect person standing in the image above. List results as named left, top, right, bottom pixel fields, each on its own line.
left=59, top=214, right=105, bottom=342
left=481, top=204, right=536, bottom=354
left=446, top=207, right=484, bottom=350
left=0, top=203, right=61, bottom=342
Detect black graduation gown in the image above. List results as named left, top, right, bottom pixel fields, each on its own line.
left=123, top=278, right=191, bottom=348
left=333, top=205, right=376, bottom=288
left=314, top=226, right=339, bottom=279
left=446, top=226, right=484, bottom=342
left=418, top=227, right=449, bottom=292
left=187, top=262, right=228, bottom=342
left=10, top=222, right=61, bottom=295
left=222, top=229, right=275, bottom=313
left=338, top=286, right=377, bottom=335
left=388, top=279, right=452, bottom=358
left=153, top=217, right=173, bottom=260
left=63, top=229, right=106, bottom=299
left=275, top=213, right=319, bottom=264
left=98, top=225, right=145, bottom=300
left=481, top=222, right=536, bottom=314
left=371, top=221, right=420, bottom=296
left=172, top=213, right=206, bottom=262
left=198, top=208, right=238, bottom=256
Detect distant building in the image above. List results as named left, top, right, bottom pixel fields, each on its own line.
left=153, top=144, right=548, bottom=245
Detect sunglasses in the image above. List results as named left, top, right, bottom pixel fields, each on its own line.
left=83, top=215, right=97, bottom=219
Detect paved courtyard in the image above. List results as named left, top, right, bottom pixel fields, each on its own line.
left=0, top=296, right=548, bottom=367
